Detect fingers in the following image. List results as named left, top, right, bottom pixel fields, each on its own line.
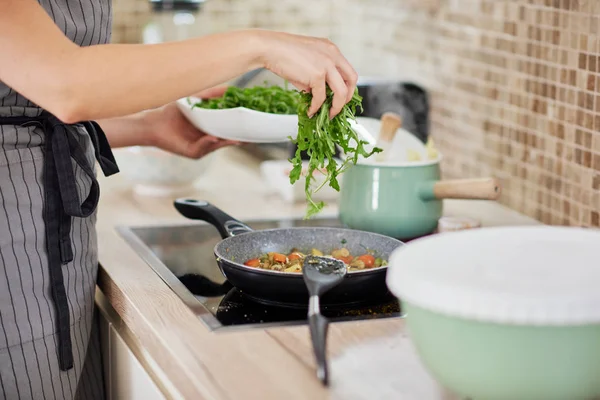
left=209, top=139, right=240, bottom=153
left=335, top=57, right=359, bottom=104
left=289, top=80, right=310, bottom=93
left=186, top=136, right=219, bottom=158
left=194, top=85, right=228, bottom=99
left=186, top=136, right=240, bottom=158
left=326, top=66, right=348, bottom=119
left=328, top=53, right=357, bottom=106
left=308, top=40, right=357, bottom=119
left=308, top=75, right=326, bottom=118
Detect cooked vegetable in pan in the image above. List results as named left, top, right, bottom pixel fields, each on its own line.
left=243, top=248, right=387, bottom=273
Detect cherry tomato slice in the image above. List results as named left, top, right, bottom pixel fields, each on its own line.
left=244, top=258, right=261, bottom=267
left=272, top=253, right=287, bottom=263
left=357, top=254, right=376, bottom=268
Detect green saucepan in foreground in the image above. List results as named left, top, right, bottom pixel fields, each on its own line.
left=339, top=157, right=501, bottom=239
left=387, top=226, right=600, bottom=400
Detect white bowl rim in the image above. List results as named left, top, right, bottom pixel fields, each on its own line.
left=179, top=97, right=299, bottom=118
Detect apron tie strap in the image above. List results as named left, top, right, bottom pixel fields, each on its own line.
left=0, top=112, right=119, bottom=371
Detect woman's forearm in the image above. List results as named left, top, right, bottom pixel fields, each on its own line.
left=67, top=33, right=264, bottom=121
left=0, top=0, right=265, bottom=123
left=98, top=111, right=152, bottom=149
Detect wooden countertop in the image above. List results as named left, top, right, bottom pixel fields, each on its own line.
left=96, top=147, right=541, bottom=400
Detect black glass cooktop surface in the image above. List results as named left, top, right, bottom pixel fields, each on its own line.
left=117, top=217, right=402, bottom=331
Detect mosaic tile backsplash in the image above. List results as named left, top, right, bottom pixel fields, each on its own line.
left=112, top=0, right=599, bottom=227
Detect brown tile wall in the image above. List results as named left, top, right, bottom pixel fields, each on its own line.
left=343, top=0, right=600, bottom=227
left=111, top=0, right=599, bottom=227
left=111, top=0, right=334, bottom=44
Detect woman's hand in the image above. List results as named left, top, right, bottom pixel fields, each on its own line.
left=144, top=86, right=240, bottom=159
left=255, top=31, right=359, bottom=119
left=99, top=86, right=239, bottom=157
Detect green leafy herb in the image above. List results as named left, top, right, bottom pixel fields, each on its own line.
left=290, top=87, right=382, bottom=218
left=192, top=84, right=300, bottom=114
left=191, top=83, right=380, bottom=218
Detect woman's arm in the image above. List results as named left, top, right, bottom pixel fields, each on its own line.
left=98, top=103, right=239, bottom=158
left=0, top=0, right=358, bottom=123
left=99, top=86, right=237, bottom=159
left=97, top=111, right=153, bottom=149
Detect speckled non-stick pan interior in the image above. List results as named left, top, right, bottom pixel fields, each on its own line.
left=215, top=227, right=402, bottom=271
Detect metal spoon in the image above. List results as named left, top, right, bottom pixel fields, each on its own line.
left=302, top=255, right=347, bottom=386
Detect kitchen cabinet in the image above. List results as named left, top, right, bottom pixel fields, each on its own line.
left=98, top=290, right=168, bottom=400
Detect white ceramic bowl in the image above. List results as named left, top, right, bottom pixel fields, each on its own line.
left=176, top=97, right=298, bottom=143
left=177, top=97, right=379, bottom=145
left=113, top=146, right=214, bottom=196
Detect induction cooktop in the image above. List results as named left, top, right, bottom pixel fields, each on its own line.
left=117, top=217, right=403, bottom=331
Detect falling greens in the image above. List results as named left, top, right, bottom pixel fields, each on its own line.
left=290, top=87, right=381, bottom=218
left=191, top=85, right=300, bottom=114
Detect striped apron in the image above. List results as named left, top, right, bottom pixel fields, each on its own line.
left=0, top=1, right=118, bottom=398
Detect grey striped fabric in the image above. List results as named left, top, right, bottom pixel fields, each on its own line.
left=0, top=1, right=112, bottom=399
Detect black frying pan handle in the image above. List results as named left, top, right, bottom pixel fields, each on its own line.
left=173, top=199, right=253, bottom=239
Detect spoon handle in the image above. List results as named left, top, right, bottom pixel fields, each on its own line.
left=375, top=112, right=402, bottom=162
left=308, top=295, right=329, bottom=386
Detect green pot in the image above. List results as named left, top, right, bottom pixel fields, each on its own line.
left=339, top=161, right=500, bottom=240
left=404, top=303, right=600, bottom=400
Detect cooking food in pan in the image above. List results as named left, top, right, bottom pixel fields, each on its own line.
left=244, top=248, right=388, bottom=273
left=173, top=198, right=404, bottom=307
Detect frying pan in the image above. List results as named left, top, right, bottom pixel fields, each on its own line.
left=174, top=199, right=403, bottom=307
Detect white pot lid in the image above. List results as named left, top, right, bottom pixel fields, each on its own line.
left=387, top=226, right=600, bottom=326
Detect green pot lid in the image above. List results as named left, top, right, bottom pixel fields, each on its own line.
left=387, top=226, right=600, bottom=326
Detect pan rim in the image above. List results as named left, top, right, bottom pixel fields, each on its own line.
left=213, top=226, right=403, bottom=277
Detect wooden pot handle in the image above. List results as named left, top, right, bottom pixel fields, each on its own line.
left=433, top=178, right=501, bottom=200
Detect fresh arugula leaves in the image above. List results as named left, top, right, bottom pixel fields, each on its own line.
left=192, top=83, right=380, bottom=218
left=192, top=85, right=300, bottom=114
left=290, top=87, right=382, bottom=218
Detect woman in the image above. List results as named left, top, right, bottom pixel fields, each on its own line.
left=0, top=1, right=358, bottom=399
